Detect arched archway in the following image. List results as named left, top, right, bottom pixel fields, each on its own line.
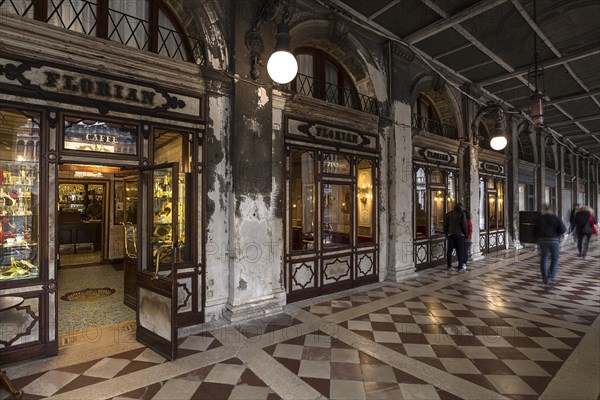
left=410, top=74, right=461, bottom=140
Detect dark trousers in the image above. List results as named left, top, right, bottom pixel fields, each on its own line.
left=577, top=232, right=591, bottom=256
left=463, top=242, right=472, bottom=265
left=447, top=234, right=465, bottom=269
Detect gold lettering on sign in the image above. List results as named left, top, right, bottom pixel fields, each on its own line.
left=425, top=150, right=450, bottom=162
left=43, top=71, right=156, bottom=105
left=85, top=133, right=119, bottom=143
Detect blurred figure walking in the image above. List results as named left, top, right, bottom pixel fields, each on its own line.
left=569, top=204, right=580, bottom=243
left=574, top=206, right=598, bottom=260
left=534, top=205, right=566, bottom=289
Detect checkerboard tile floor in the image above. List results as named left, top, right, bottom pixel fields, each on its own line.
left=340, top=294, right=584, bottom=399
left=114, top=358, right=281, bottom=400
left=263, top=330, right=460, bottom=400
left=2, top=239, right=598, bottom=400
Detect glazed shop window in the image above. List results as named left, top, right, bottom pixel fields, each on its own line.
left=357, top=159, right=374, bottom=242
left=290, top=149, right=315, bottom=251
left=63, top=117, right=138, bottom=155
left=415, top=168, right=427, bottom=238
left=153, top=129, right=194, bottom=263
left=0, top=108, right=40, bottom=281
left=322, top=183, right=352, bottom=248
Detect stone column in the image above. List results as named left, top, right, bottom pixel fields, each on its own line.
left=221, top=0, right=284, bottom=322
left=574, top=153, right=580, bottom=206
left=386, top=42, right=417, bottom=281
left=536, top=128, right=546, bottom=211
left=586, top=158, right=592, bottom=206
left=557, top=145, right=565, bottom=223
left=507, top=117, right=522, bottom=249
left=466, top=142, right=484, bottom=260
left=387, top=102, right=418, bottom=281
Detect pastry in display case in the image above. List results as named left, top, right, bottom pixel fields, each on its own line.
left=0, top=161, right=39, bottom=281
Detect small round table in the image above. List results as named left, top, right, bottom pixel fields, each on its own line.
left=0, top=296, right=24, bottom=399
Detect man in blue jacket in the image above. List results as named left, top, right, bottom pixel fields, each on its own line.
left=534, top=205, right=566, bottom=288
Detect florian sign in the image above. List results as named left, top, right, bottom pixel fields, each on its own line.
left=479, top=161, right=505, bottom=175
left=43, top=71, right=157, bottom=105
left=286, top=118, right=377, bottom=151
left=0, top=58, right=202, bottom=117
left=419, top=148, right=455, bottom=164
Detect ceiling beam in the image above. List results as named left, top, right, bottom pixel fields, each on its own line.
left=433, top=42, right=473, bottom=59
left=477, top=48, right=600, bottom=86
left=550, top=115, right=600, bottom=127
left=510, top=0, right=560, bottom=58
left=562, top=132, right=600, bottom=139
left=368, top=0, right=401, bottom=20
left=405, top=0, right=508, bottom=44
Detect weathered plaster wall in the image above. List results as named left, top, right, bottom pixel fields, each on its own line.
left=204, top=93, right=232, bottom=321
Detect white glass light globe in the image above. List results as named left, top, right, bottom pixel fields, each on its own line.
left=490, top=135, right=507, bottom=151
left=267, top=51, right=298, bottom=84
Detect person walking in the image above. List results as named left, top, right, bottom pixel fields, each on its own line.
left=534, top=205, right=566, bottom=288
left=574, top=205, right=598, bottom=260
left=569, top=204, right=580, bottom=243
left=444, top=203, right=467, bottom=273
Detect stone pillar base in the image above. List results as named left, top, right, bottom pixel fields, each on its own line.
left=471, top=251, right=485, bottom=262
left=508, top=239, right=523, bottom=250
left=222, top=297, right=283, bottom=324
left=386, top=264, right=418, bottom=282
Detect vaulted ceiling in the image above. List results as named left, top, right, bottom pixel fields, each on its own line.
left=322, top=0, right=600, bottom=159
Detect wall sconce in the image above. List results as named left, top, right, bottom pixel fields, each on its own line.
left=358, top=184, right=372, bottom=205
left=246, top=0, right=298, bottom=84
left=471, top=101, right=508, bottom=151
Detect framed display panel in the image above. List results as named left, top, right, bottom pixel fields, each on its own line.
left=0, top=108, right=41, bottom=282
left=61, top=115, right=140, bottom=159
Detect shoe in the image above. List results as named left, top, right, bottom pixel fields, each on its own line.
left=446, top=266, right=454, bottom=272
left=546, top=280, right=553, bottom=289
left=542, top=277, right=547, bottom=285
left=458, top=266, right=467, bottom=273
left=577, top=253, right=582, bottom=257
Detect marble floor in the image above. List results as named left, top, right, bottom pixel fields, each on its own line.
left=1, top=237, right=598, bottom=400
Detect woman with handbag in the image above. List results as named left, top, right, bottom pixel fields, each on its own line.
left=574, top=206, right=598, bottom=260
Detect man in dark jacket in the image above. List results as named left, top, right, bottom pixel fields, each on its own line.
left=444, top=203, right=468, bottom=273
left=534, top=205, right=566, bottom=288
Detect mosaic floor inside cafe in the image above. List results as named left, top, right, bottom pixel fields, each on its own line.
left=1, top=237, right=598, bottom=399
left=57, top=263, right=134, bottom=336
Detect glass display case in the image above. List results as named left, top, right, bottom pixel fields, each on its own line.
left=0, top=108, right=40, bottom=282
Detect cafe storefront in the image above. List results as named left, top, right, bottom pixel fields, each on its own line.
left=284, top=117, right=379, bottom=302
left=0, top=43, right=208, bottom=363
left=413, top=137, right=459, bottom=271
